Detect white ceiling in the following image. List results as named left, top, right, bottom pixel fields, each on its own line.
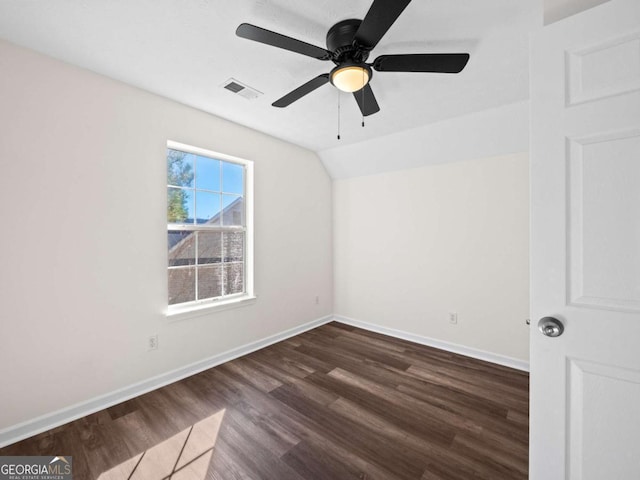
left=0, top=0, right=539, bottom=153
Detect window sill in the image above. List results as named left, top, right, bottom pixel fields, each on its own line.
left=166, top=295, right=257, bottom=322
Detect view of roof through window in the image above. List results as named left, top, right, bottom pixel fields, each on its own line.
left=167, top=147, right=246, bottom=306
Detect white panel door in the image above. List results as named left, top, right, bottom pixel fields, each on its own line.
left=530, top=0, right=640, bottom=478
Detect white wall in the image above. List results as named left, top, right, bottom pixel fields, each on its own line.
left=0, top=40, right=333, bottom=431
left=334, top=152, right=529, bottom=362
left=544, top=0, right=610, bottom=24
left=319, top=101, right=529, bottom=179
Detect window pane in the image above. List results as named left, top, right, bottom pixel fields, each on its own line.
left=168, top=188, right=194, bottom=224
left=222, top=195, right=244, bottom=226
left=195, top=155, right=220, bottom=191
left=198, top=265, right=222, bottom=300
left=195, top=191, right=221, bottom=225
left=222, top=162, right=244, bottom=194
left=167, top=146, right=250, bottom=307
left=167, top=150, right=194, bottom=188
left=168, top=267, right=196, bottom=305
left=223, top=232, right=244, bottom=263
left=224, top=263, right=244, bottom=295
left=197, top=231, right=222, bottom=265
left=168, top=231, right=195, bottom=267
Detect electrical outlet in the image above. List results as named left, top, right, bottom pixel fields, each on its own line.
left=148, top=334, right=158, bottom=351
left=449, top=312, right=458, bottom=325
left=315, top=295, right=320, bottom=305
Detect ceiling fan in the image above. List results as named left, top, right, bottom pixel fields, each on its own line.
left=236, top=0, right=470, bottom=116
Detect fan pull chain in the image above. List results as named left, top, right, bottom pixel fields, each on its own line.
left=337, top=90, right=341, bottom=140
left=362, top=69, right=365, bottom=127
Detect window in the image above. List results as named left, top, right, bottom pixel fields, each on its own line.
left=167, top=141, right=253, bottom=310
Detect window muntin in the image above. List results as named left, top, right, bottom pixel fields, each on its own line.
left=167, top=144, right=250, bottom=308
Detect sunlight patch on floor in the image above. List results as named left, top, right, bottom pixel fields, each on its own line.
left=97, top=409, right=225, bottom=480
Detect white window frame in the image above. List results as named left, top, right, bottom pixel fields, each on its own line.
left=166, top=140, right=255, bottom=319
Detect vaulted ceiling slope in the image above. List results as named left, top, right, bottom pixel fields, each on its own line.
left=0, top=0, right=539, bottom=153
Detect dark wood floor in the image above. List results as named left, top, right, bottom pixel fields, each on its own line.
left=0, top=322, right=529, bottom=479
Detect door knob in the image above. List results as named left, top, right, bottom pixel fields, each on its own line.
left=538, top=317, right=564, bottom=337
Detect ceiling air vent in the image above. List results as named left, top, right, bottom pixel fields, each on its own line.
left=221, top=78, right=263, bottom=100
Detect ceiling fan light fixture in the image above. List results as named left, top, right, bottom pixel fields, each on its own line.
left=330, top=64, right=371, bottom=93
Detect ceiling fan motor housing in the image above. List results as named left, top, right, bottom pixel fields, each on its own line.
left=326, top=19, right=370, bottom=64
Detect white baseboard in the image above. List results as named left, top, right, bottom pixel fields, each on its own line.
left=0, top=315, right=333, bottom=449
left=332, top=315, right=530, bottom=372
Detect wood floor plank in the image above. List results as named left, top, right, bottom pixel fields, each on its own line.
left=269, top=383, right=425, bottom=480
left=222, top=358, right=284, bottom=393
left=396, top=384, right=529, bottom=447
left=329, top=367, right=492, bottom=441
left=451, top=433, right=528, bottom=479
left=281, top=439, right=368, bottom=480
left=214, top=420, right=304, bottom=480
left=0, top=322, right=529, bottom=479
left=238, top=387, right=406, bottom=480
left=304, top=370, right=457, bottom=448
left=406, top=364, right=529, bottom=412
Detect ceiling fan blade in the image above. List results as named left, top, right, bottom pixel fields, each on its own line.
left=353, top=84, right=380, bottom=116
left=354, top=0, right=412, bottom=50
left=272, top=74, right=330, bottom=108
left=236, top=23, right=331, bottom=60
left=373, top=53, right=470, bottom=73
